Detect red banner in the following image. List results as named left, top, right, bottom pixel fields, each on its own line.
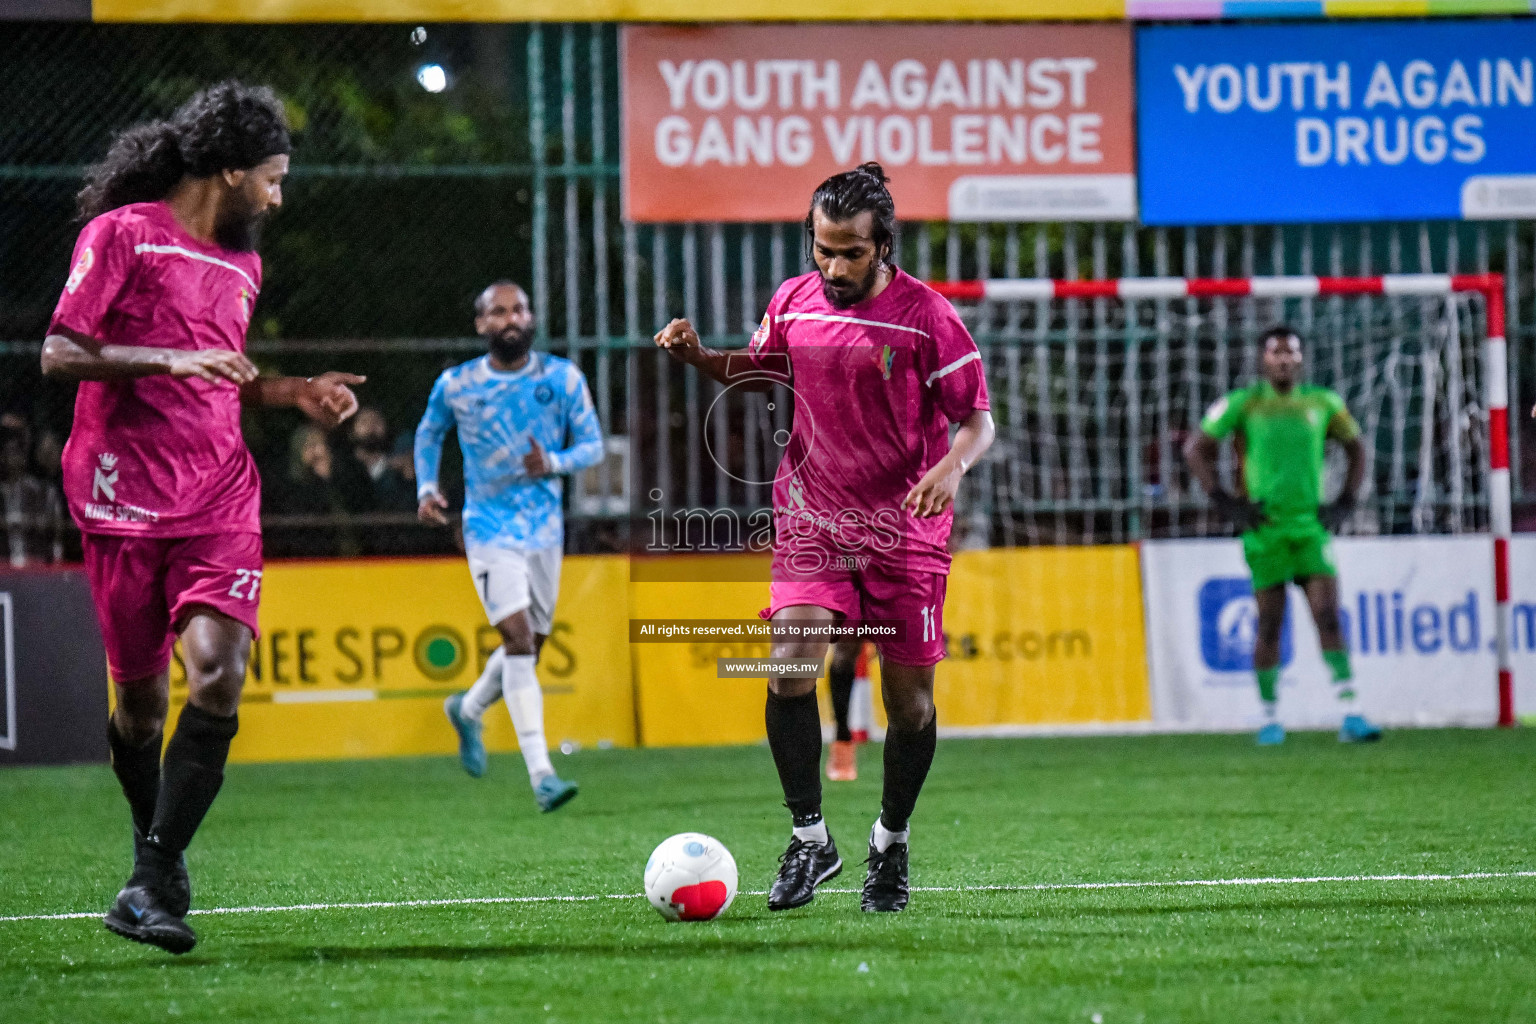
left=621, top=23, right=1136, bottom=223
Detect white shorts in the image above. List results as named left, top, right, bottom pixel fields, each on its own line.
left=465, top=544, right=562, bottom=634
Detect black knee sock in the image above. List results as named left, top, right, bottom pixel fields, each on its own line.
left=765, top=689, right=823, bottom=824
left=828, top=663, right=855, bottom=743
left=107, top=717, right=162, bottom=839
left=148, top=704, right=239, bottom=856
left=880, top=711, right=937, bottom=833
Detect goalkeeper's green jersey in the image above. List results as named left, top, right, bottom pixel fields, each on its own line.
left=1199, top=381, right=1360, bottom=531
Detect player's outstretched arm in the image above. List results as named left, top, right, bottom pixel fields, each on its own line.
left=903, top=408, right=995, bottom=519
left=241, top=372, right=365, bottom=429
left=653, top=318, right=778, bottom=391
left=41, top=329, right=259, bottom=385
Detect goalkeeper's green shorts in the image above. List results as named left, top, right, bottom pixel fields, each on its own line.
left=1241, top=520, right=1337, bottom=591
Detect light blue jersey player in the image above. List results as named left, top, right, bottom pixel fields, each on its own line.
left=415, top=281, right=603, bottom=811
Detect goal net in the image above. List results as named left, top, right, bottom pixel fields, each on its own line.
left=931, top=273, right=1514, bottom=725
left=934, top=276, right=1504, bottom=550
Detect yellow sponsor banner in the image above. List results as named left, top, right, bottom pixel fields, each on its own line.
left=629, top=546, right=1150, bottom=747
left=166, top=555, right=633, bottom=763
left=150, top=545, right=1146, bottom=760
left=93, top=0, right=1125, bottom=22
left=937, top=545, right=1151, bottom=726
left=629, top=554, right=775, bottom=748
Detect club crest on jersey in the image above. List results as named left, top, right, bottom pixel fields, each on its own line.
left=93, top=453, right=119, bottom=502
left=65, top=247, right=95, bottom=294
left=750, top=313, right=770, bottom=351
left=879, top=344, right=894, bottom=380
left=535, top=383, right=554, bottom=405
left=787, top=474, right=807, bottom=510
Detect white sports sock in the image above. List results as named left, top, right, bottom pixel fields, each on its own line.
left=1261, top=700, right=1278, bottom=722
left=460, top=648, right=505, bottom=721
left=502, top=653, right=554, bottom=784
left=872, top=818, right=909, bottom=853
left=792, top=820, right=829, bottom=845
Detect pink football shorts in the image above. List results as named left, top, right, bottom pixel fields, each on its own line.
left=762, top=560, right=949, bottom=668
left=81, top=532, right=263, bottom=683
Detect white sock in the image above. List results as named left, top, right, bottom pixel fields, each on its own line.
left=792, top=819, right=829, bottom=844
left=1261, top=700, right=1278, bottom=722
left=460, top=648, right=505, bottom=721
left=502, top=653, right=554, bottom=784
left=872, top=818, right=909, bottom=853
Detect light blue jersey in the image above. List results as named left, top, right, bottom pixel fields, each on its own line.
left=414, top=352, right=604, bottom=551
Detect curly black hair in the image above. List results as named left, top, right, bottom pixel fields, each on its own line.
left=804, top=161, right=897, bottom=264
left=77, top=80, right=290, bottom=221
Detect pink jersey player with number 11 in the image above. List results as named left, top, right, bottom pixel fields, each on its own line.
left=655, top=162, right=995, bottom=918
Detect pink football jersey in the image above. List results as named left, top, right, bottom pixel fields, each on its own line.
left=747, top=267, right=990, bottom=576
left=49, top=201, right=263, bottom=537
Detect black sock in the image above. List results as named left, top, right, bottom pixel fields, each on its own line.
left=828, top=663, right=855, bottom=742
left=765, top=688, right=823, bottom=824
left=148, top=704, right=239, bottom=856
left=107, top=717, right=162, bottom=839
left=880, top=710, right=937, bottom=833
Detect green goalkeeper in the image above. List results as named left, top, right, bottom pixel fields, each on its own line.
left=1184, top=326, right=1382, bottom=746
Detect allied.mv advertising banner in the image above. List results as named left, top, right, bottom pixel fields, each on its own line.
left=1141, top=536, right=1536, bottom=732
left=1137, top=19, right=1536, bottom=224
left=622, top=24, right=1136, bottom=222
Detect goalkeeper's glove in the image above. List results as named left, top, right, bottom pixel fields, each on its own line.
left=1209, top=488, right=1268, bottom=532
left=1319, top=493, right=1357, bottom=532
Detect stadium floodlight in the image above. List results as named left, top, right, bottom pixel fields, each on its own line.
left=930, top=273, right=1515, bottom=727
left=415, top=64, right=448, bottom=93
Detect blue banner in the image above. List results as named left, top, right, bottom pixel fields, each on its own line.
left=1136, top=20, right=1536, bottom=225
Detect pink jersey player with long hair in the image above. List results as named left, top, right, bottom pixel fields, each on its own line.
left=43, top=81, right=363, bottom=954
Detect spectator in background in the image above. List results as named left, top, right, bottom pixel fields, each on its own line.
left=275, top=424, right=358, bottom=556
left=389, top=431, right=416, bottom=490
left=34, top=428, right=65, bottom=487
left=0, top=421, right=65, bottom=565
left=338, top=406, right=415, bottom=513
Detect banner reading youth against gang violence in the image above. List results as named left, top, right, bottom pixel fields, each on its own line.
left=1137, top=19, right=1536, bottom=224
left=622, top=24, right=1136, bottom=222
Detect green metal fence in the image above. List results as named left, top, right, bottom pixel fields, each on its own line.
left=2, top=22, right=1534, bottom=560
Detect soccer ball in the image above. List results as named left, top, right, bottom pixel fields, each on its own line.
left=643, top=832, right=738, bottom=922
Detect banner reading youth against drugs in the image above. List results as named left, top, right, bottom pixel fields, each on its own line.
left=622, top=24, right=1136, bottom=222
left=1137, top=20, right=1536, bottom=224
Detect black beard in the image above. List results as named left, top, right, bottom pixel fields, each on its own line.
left=214, top=208, right=265, bottom=252
left=821, top=262, right=880, bottom=309
left=486, top=325, right=535, bottom=364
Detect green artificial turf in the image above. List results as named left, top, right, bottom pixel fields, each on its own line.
left=2, top=731, right=1533, bottom=1022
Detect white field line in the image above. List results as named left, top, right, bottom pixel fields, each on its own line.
left=3, top=870, right=1534, bottom=925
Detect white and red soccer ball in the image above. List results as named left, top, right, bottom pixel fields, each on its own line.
left=644, top=832, right=738, bottom=922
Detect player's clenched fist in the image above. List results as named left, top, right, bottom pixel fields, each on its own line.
left=654, top=318, right=701, bottom=362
